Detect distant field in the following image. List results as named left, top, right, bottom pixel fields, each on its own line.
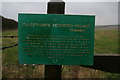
left=95, top=29, right=118, bottom=54
left=2, top=29, right=119, bottom=78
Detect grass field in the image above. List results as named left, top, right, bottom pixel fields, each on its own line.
left=2, top=29, right=120, bottom=78
left=95, top=29, right=118, bottom=54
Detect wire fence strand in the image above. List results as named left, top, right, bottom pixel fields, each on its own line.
left=0, top=36, right=18, bottom=38
left=1, top=44, right=18, bottom=50
left=1, top=35, right=18, bottom=50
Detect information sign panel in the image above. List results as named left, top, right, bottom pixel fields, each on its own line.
left=18, top=14, right=95, bottom=65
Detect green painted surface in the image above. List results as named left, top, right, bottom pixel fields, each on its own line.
left=18, top=14, right=95, bottom=65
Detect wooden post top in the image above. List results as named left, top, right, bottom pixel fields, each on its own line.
left=50, top=0, right=64, bottom=2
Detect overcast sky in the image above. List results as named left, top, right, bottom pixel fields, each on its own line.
left=1, top=1, right=119, bottom=25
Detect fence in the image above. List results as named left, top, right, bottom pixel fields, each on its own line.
left=1, top=35, right=120, bottom=72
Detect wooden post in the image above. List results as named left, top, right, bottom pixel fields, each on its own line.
left=45, top=0, right=65, bottom=79
left=47, top=0, right=65, bottom=14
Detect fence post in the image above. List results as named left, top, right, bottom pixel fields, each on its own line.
left=45, top=0, right=65, bottom=79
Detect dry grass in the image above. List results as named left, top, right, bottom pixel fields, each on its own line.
left=62, top=66, right=105, bottom=78
left=3, top=65, right=44, bottom=78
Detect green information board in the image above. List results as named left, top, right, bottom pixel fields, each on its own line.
left=18, top=14, right=95, bottom=65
